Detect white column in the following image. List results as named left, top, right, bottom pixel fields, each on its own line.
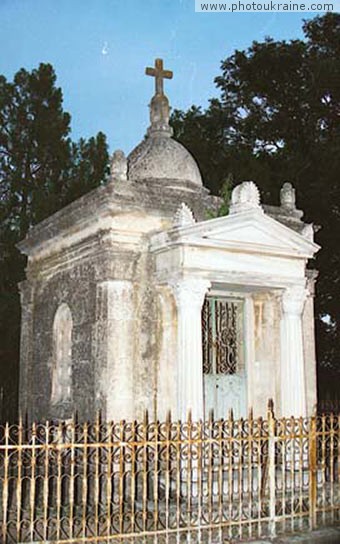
left=280, top=286, right=308, bottom=417
left=171, top=278, right=211, bottom=421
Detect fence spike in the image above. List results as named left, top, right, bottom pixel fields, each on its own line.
left=187, top=408, right=192, bottom=423
left=143, top=409, right=149, bottom=426
left=267, top=398, right=274, bottom=418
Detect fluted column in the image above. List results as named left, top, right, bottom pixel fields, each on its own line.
left=280, top=286, right=308, bottom=417
left=171, top=278, right=211, bottom=421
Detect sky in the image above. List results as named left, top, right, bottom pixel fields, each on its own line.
left=0, top=0, right=316, bottom=154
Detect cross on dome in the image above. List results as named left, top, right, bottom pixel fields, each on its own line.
left=145, top=58, right=173, bottom=96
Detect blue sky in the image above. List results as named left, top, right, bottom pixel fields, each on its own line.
left=0, top=1, right=314, bottom=154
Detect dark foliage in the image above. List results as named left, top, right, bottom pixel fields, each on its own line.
left=0, top=64, right=109, bottom=421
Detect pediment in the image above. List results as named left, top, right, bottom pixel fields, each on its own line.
left=203, top=222, right=289, bottom=248
left=167, top=210, right=320, bottom=259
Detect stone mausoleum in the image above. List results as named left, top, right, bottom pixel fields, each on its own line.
left=18, top=59, right=320, bottom=423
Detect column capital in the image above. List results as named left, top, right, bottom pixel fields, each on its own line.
left=170, top=278, right=211, bottom=308
left=282, top=285, right=308, bottom=317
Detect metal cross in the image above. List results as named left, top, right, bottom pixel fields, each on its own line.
left=145, top=58, right=173, bottom=96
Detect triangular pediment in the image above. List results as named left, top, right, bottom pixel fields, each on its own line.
left=203, top=222, right=290, bottom=248
left=164, top=209, right=320, bottom=259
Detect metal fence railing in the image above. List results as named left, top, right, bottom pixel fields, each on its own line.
left=0, top=405, right=339, bottom=543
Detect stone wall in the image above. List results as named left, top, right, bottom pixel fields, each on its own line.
left=251, top=292, right=281, bottom=416
left=22, top=260, right=97, bottom=421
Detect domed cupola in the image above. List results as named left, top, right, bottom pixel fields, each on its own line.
left=127, top=58, right=203, bottom=188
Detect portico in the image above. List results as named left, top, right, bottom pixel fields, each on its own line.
left=151, top=183, right=319, bottom=420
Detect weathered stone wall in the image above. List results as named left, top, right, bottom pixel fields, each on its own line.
left=131, top=248, right=160, bottom=419
left=155, top=286, right=178, bottom=421
left=251, top=293, right=281, bottom=417
left=24, top=261, right=97, bottom=421
left=20, top=229, right=172, bottom=423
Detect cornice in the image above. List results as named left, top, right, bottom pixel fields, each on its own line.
left=150, top=208, right=320, bottom=260
left=17, top=180, right=217, bottom=257
left=26, top=230, right=143, bottom=281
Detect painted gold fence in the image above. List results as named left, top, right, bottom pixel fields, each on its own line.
left=0, top=407, right=340, bottom=543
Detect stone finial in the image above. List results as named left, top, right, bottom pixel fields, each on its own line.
left=280, top=182, right=296, bottom=210
left=229, top=181, right=262, bottom=215
left=145, top=58, right=173, bottom=138
left=110, top=150, right=127, bottom=182
left=173, top=203, right=196, bottom=227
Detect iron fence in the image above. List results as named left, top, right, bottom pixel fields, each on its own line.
left=0, top=406, right=339, bottom=543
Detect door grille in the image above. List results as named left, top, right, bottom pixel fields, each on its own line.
left=202, top=297, right=242, bottom=375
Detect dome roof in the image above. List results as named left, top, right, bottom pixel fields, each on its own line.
left=127, top=134, right=203, bottom=187
left=127, top=60, right=203, bottom=188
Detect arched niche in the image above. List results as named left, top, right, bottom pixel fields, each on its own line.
left=51, top=303, right=73, bottom=405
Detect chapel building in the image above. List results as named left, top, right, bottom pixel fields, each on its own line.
left=17, top=59, right=320, bottom=423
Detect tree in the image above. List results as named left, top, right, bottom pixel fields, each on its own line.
left=171, top=14, right=340, bottom=399
left=0, top=63, right=109, bottom=421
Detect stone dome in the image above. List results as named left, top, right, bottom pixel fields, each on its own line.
left=127, top=58, right=203, bottom=188
left=127, top=135, right=203, bottom=187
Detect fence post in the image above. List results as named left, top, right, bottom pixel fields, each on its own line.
left=2, top=422, right=9, bottom=543
left=268, top=400, right=276, bottom=538
left=309, top=415, right=317, bottom=530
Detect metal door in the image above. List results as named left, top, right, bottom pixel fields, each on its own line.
left=202, top=296, right=247, bottom=419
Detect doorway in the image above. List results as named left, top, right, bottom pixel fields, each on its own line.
left=202, top=296, right=247, bottom=419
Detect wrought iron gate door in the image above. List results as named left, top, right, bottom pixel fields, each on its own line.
left=202, top=296, right=246, bottom=419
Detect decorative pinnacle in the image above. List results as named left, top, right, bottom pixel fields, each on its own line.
left=145, top=58, right=173, bottom=138
left=173, top=203, right=196, bottom=227
left=280, top=182, right=296, bottom=210
left=229, top=181, right=262, bottom=215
